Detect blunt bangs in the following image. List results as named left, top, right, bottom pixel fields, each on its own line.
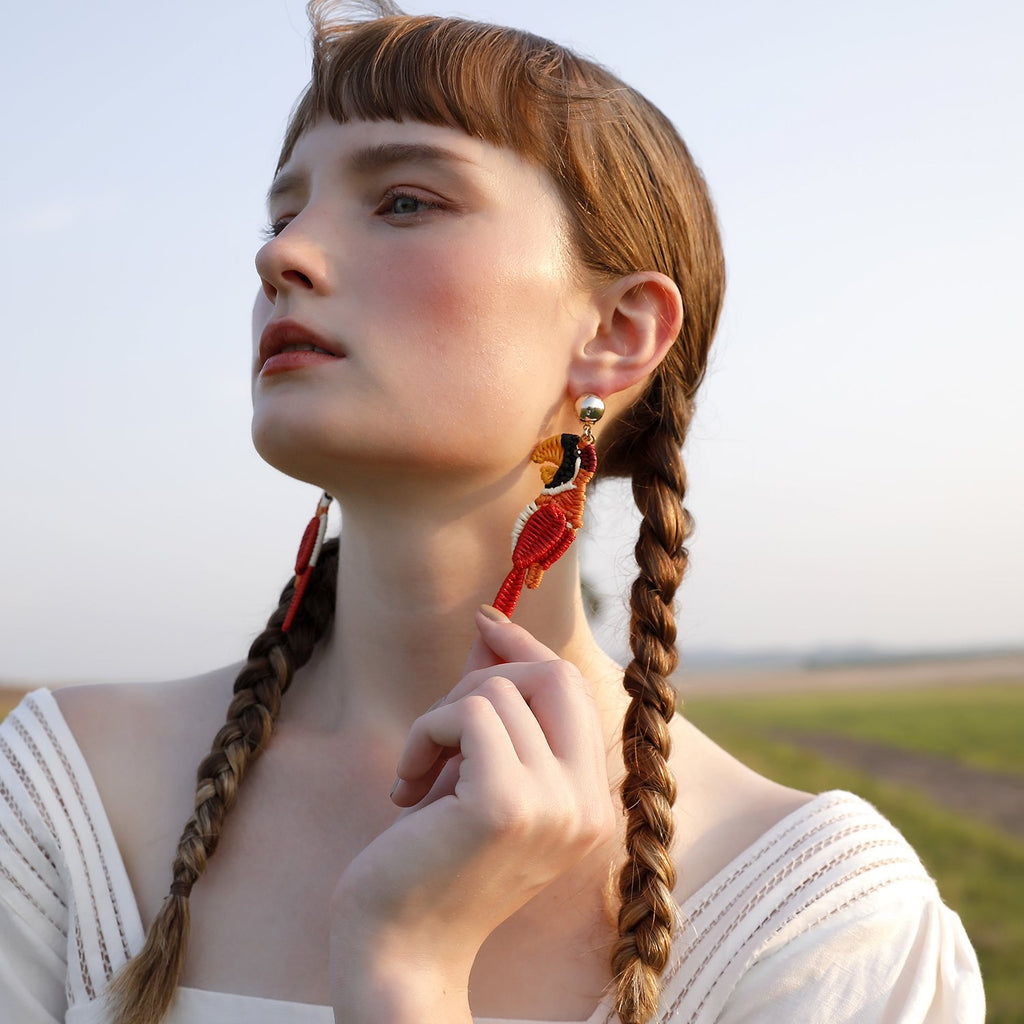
left=277, top=14, right=607, bottom=182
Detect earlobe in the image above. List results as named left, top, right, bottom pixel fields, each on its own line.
left=572, top=271, right=683, bottom=400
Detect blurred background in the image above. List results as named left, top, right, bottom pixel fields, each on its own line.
left=2, top=1, right=1022, bottom=1016
left=2, top=0, right=1021, bottom=682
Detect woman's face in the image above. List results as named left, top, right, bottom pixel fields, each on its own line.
left=251, top=118, right=599, bottom=491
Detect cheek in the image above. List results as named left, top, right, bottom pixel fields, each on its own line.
left=381, top=236, right=572, bottom=365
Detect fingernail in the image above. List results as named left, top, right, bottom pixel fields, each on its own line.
left=478, top=604, right=509, bottom=623
left=389, top=777, right=400, bottom=799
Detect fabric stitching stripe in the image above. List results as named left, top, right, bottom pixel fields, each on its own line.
left=28, top=695, right=132, bottom=961
left=2, top=723, right=99, bottom=997
left=0, top=861, right=68, bottom=938
left=680, top=864, right=924, bottom=1023
left=10, top=714, right=116, bottom=983
left=664, top=818, right=889, bottom=994
left=0, top=820, right=67, bottom=909
left=0, top=776, right=61, bottom=876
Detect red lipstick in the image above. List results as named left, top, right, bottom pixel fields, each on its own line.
left=258, top=319, right=343, bottom=377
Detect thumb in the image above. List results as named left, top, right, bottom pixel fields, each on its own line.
left=472, top=604, right=559, bottom=664
left=461, top=620, right=504, bottom=674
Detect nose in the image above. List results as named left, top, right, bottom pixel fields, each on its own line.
left=255, top=218, right=331, bottom=305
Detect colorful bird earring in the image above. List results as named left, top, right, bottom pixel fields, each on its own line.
left=492, top=395, right=605, bottom=617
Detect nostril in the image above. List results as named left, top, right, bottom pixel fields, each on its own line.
left=282, top=268, right=314, bottom=289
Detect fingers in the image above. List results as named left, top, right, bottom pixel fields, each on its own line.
left=445, top=607, right=560, bottom=707
left=469, top=611, right=601, bottom=763
left=459, top=605, right=556, bottom=676
left=392, top=607, right=603, bottom=809
left=393, top=753, right=462, bottom=815
left=393, top=675, right=553, bottom=807
left=392, top=743, right=458, bottom=809
left=474, top=606, right=559, bottom=663
left=461, top=632, right=501, bottom=677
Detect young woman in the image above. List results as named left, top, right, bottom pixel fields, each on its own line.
left=0, top=3, right=983, bottom=1023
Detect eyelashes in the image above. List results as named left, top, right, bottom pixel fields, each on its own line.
left=259, top=189, right=443, bottom=242
left=374, top=189, right=441, bottom=217
left=260, top=219, right=289, bottom=241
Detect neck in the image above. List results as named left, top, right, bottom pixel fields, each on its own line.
left=286, top=479, right=623, bottom=737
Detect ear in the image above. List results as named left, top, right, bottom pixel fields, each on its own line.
left=569, top=271, right=683, bottom=402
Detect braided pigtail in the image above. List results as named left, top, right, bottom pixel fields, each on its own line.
left=605, top=374, right=694, bottom=1024
left=108, top=538, right=339, bottom=1024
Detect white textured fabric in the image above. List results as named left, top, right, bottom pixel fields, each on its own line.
left=0, top=689, right=984, bottom=1023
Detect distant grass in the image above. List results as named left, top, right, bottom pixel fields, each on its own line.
left=686, top=682, right=1024, bottom=775
left=685, top=702, right=1024, bottom=1024
left=0, top=690, right=25, bottom=721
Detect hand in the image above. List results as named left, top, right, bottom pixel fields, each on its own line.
left=329, top=607, right=616, bottom=1019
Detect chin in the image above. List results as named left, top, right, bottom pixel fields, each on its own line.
left=252, top=421, right=332, bottom=490
left=250, top=395, right=551, bottom=500
left=251, top=412, right=412, bottom=494
left=250, top=396, right=356, bottom=480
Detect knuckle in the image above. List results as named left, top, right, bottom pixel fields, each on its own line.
left=543, top=659, right=591, bottom=697
left=560, top=779, right=616, bottom=846
left=586, top=798, right=618, bottom=845
left=541, top=659, right=575, bottom=683
left=477, top=674, right=518, bottom=701
left=461, top=693, right=496, bottom=722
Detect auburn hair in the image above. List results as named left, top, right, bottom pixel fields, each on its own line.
left=110, top=3, right=724, bottom=1022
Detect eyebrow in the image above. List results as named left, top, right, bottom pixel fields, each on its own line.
left=266, top=142, right=476, bottom=206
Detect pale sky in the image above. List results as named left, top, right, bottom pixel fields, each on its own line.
left=2, top=0, right=1021, bottom=684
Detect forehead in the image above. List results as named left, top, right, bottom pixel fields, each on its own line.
left=269, top=118, right=564, bottom=208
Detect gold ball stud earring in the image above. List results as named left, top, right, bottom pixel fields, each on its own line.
left=576, top=394, right=605, bottom=443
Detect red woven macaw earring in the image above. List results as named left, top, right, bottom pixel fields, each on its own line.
left=281, top=491, right=333, bottom=632
left=492, top=395, right=605, bottom=617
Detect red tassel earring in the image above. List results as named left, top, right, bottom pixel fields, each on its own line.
left=282, top=491, right=333, bottom=633
left=492, top=395, right=604, bottom=618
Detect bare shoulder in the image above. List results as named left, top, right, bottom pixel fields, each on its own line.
left=53, top=667, right=241, bottom=903
left=54, top=665, right=240, bottom=778
left=669, top=713, right=813, bottom=904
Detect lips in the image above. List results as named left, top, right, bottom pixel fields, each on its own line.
left=258, top=319, right=344, bottom=374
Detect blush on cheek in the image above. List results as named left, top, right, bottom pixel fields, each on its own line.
left=382, top=261, right=491, bottom=354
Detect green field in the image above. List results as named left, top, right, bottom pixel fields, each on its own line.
left=685, top=682, right=1024, bottom=1023
left=687, top=682, right=1024, bottom=775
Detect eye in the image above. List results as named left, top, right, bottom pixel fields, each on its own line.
left=391, top=195, right=422, bottom=214
left=377, top=190, right=439, bottom=218
left=259, top=217, right=291, bottom=241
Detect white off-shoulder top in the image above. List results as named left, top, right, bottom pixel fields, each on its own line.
left=0, top=690, right=983, bottom=1023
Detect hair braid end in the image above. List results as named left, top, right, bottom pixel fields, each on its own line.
left=108, top=895, right=191, bottom=1024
